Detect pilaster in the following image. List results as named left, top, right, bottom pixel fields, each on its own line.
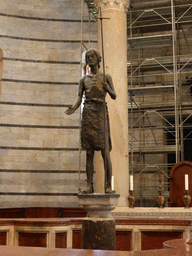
left=94, top=0, right=130, bottom=207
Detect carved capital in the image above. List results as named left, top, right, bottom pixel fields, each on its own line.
left=94, top=0, right=130, bottom=13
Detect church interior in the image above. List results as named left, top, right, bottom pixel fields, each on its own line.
left=0, top=0, right=192, bottom=255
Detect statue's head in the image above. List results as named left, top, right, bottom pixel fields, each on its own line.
left=85, top=48, right=101, bottom=68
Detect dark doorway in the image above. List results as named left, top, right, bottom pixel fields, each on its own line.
left=166, top=119, right=176, bottom=170
left=183, top=120, right=192, bottom=162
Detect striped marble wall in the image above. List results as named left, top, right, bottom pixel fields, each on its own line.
left=0, top=0, right=97, bottom=207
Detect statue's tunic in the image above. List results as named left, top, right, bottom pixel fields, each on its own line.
left=78, top=72, right=112, bottom=151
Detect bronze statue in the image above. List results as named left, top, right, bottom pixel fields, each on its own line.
left=65, top=48, right=116, bottom=194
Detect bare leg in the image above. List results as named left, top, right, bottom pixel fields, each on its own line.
left=82, top=146, right=94, bottom=194
left=101, top=147, right=113, bottom=193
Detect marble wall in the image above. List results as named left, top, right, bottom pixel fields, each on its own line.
left=0, top=0, right=97, bottom=207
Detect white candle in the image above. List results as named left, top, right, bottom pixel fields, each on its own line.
left=185, top=174, right=189, bottom=190
left=111, top=176, right=114, bottom=191
left=130, top=175, right=133, bottom=191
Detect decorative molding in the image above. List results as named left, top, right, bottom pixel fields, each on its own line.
left=0, top=146, right=80, bottom=151
left=2, top=78, right=78, bottom=85
left=94, top=0, right=130, bottom=12
left=0, top=12, right=94, bottom=23
left=0, top=34, right=97, bottom=44
left=112, top=207, right=192, bottom=219
left=4, top=57, right=80, bottom=64
left=115, top=219, right=192, bottom=226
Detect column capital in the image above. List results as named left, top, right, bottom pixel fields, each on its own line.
left=94, top=0, right=130, bottom=13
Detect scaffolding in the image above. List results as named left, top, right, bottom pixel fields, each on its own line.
left=128, top=0, right=192, bottom=206
left=84, top=0, right=192, bottom=207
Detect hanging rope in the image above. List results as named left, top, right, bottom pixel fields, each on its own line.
left=78, top=0, right=85, bottom=193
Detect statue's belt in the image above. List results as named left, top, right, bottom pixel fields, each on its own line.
left=85, top=98, right=105, bottom=104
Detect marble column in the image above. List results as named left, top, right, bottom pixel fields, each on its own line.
left=94, top=0, right=130, bottom=207
left=78, top=193, right=119, bottom=250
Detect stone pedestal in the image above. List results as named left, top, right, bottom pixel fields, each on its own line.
left=78, top=193, right=119, bottom=250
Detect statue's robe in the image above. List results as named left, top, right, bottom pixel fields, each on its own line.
left=78, top=72, right=112, bottom=151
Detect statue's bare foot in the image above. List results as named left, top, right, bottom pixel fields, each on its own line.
left=105, top=187, right=115, bottom=194
left=82, top=182, right=94, bottom=194
left=82, top=187, right=94, bottom=194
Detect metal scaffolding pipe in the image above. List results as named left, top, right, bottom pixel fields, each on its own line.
left=130, top=0, right=192, bottom=10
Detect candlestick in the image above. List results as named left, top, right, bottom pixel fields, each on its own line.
left=185, top=174, right=189, bottom=190
left=157, top=170, right=164, bottom=208
left=130, top=175, right=133, bottom=191
left=128, top=190, right=135, bottom=208
left=157, top=189, right=164, bottom=208
left=183, top=190, right=191, bottom=208
left=111, top=176, right=114, bottom=191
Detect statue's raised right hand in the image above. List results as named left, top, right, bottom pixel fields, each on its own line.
left=65, top=107, right=75, bottom=115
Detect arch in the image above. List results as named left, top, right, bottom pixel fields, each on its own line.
left=169, top=161, right=192, bottom=207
